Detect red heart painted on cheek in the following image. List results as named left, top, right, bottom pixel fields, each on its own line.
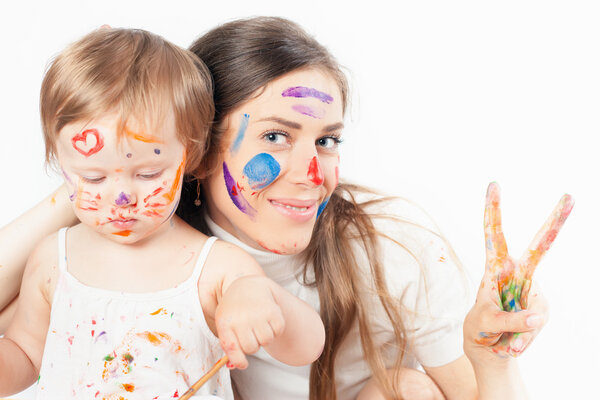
left=71, top=129, right=104, bottom=157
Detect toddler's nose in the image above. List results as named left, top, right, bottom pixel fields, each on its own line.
left=114, top=191, right=136, bottom=207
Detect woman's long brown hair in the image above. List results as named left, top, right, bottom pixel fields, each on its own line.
left=181, top=17, right=415, bottom=399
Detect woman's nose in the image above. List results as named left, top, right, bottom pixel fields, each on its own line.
left=307, top=156, right=324, bottom=186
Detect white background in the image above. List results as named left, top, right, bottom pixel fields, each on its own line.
left=0, top=0, right=597, bottom=398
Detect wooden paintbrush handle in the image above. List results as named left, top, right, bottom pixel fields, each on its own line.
left=179, top=355, right=229, bottom=400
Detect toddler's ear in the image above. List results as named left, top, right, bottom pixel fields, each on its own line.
left=99, top=24, right=112, bottom=30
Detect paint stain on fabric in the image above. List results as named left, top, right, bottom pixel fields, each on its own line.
left=71, top=129, right=104, bottom=157
left=223, top=162, right=257, bottom=218
left=307, top=156, right=324, bottom=185
left=230, top=113, right=250, bottom=153
left=122, top=383, right=135, bottom=392
left=281, top=86, right=334, bottom=103
left=243, top=153, right=281, bottom=190
left=291, top=104, right=325, bottom=119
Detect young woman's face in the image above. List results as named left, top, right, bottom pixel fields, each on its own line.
left=205, top=68, right=343, bottom=254
left=56, top=112, right=186, bottom=244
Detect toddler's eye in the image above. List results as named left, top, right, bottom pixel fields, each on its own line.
left=138, top=171, right=163, bottom=180
left=82, top=176, right=105, bottom=184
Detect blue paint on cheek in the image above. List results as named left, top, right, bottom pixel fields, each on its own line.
left=317, top=197, right=330, bottom=218
left=243, top=153, right=281, bottom=190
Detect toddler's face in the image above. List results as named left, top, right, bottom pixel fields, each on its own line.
left=56, top=112, right=186, bottom=244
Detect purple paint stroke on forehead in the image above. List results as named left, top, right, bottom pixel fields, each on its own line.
left=281, top=86, right=333, bottom=104
left=223, top=162, right=256, bottom=219
left=291, top=104, right=325, bottom=119
left=115, top=192, right=131, bottom=206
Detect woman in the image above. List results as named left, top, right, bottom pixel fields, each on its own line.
left=0, top=17, right=568, bottom=400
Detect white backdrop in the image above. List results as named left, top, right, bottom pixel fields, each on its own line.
left=0, top=1, right=597, bottom=398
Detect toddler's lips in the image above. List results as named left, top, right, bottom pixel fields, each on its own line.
left=110, top=219, right=137, bottom=230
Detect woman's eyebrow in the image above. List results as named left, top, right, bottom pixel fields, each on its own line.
left=256, top=116, right=344, bottom=132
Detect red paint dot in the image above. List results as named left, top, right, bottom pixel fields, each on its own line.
left=307, top=156, right=324, bottom=185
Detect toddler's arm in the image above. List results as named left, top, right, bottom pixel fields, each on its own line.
left=209, top=243, right=325, bottom=369
left=0, top=185, right=77, bottom=321
left=0, top=233, right=55, bottom=395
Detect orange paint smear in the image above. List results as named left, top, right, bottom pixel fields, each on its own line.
left=112, top=230, right=132, bottom=237
left=150, top=308, right=165, bottom=316
left=141, top=210, right=163, bottom=217
left=122, top=383, right=135, bottom=392
left=143, top=187, right=164, bottom=203
left=162, top=152, right=186, bottom=204
left=125, top=128, right=163, bottom=144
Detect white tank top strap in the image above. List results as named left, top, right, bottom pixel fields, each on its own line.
left=57, top=227, right=69, bottom=273
left=189, top=236, right=218, bottom=283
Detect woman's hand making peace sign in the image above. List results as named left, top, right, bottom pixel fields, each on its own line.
left=464, top=182, right=574, bottom=366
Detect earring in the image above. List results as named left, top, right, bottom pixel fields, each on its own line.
left=194, top=180, right=202, bottom=206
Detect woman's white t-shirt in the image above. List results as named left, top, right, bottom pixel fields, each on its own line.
left=206, top=194, right=470, bottom=400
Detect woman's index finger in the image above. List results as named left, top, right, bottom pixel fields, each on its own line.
left=484, top=182, right=509, bottom=261
left=520, top=194, right=574, bottom=278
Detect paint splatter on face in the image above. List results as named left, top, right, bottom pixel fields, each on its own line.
left=316, top=197, right=330, bottom=218
left=115, top=192, right=131, bottom=206
left=71, top=129, right=105, bottom=157
left=230, top=113, right=250, bottom=154
left=291, top=104, right=325, bottom=119
left=307, top=156, right=324, bottom=186
left=57, top=113, right=186, bottom=244
left=223, top=162, right=256, bottom=218
left=281, top=86, right=333, bottom=104
left=243, top=153, right=281, bottom=190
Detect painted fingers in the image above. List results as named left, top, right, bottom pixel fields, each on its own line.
left=484, top=182, right=509, bottom=266
left=520, top=194, right=574, bottom=280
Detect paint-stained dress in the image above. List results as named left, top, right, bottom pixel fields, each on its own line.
left=36, top=229, right=231, bottom=400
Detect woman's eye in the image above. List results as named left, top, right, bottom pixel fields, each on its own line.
left=263, top=131, right=288, bottom=145
left=81, top=176, right=105, bottom=184
left=138, top=171, right=162, bottom=180
left=317, top=136, right=343, bottom=150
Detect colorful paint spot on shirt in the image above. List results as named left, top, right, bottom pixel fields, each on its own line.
left=243, top=153, right=281, bottom=190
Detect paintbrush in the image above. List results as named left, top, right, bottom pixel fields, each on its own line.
left=179, top=355, right=229, bottom=400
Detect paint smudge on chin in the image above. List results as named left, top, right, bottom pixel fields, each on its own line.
left=307, top=156, right=324, bottom=185
left=223, top=162, right=256, bottom=218
left=71, top=129, right=104, bottom=157
left=243, top=153, right=281, bottom=190
left=257, top=240, right=284, bottom=254
left=317, top=197, right=330, bottom=218
left=281, top=86, right=333, bottom=104
left=230, top=113, right=250, bottom=154
left=291, top=104, right=325, bottom=119
left=112, top=230, right=132, bottom=237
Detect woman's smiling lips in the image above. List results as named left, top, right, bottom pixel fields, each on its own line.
left=269, top=198, right=318, bottom=222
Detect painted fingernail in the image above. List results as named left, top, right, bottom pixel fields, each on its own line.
left=511, top=337, right=525, bottom=353
left=526, top=314, right=541, bottom=328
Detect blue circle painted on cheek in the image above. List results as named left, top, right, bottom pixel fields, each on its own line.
left=243, top=153, right=281, bottom=190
